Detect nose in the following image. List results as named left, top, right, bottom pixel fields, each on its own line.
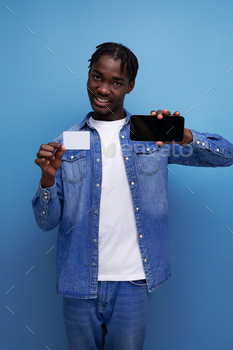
left=98, top=82, right=110, bottom=96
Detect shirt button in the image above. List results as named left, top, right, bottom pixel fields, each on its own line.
left=97, top=159, right=100, bottom=162
left=96, top=184, right=99, bottom=187
left=95, top=136, right=98, bottom=138
left=136, top=207, right=139, bottom=211
left=146, top=148, right=150, bottom=151
left=71, top=156, right=74, bottom=159
left=92, top=262, right=95, bottom=266
left=131, top=182, right=134, bottom=185
left=196, top=140, right=200, bottom=144
left=216, top=148, right=219, bottom=152
left=139, top=235, right=143, bottom=238
left=144, top=259, right=147, bottom=262
left=44, top=196, right=48, bottom=199
left=93, top=239, right=97, bottom=242
left=121, top=135, right=125, bottom=138
left=42, top=211, right=45, bottom=214
left=44, top=192, right=47, bottom=195
left=202, top=142, right=205, bottom=146
left=126, top=157, right=129, bottom=160
left=94, top=210, right=98, bottom=213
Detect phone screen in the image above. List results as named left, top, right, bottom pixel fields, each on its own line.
left=129, top=115, right=184, bottom=142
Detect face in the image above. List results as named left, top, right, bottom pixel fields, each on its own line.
left=87, top=54, right=135, bottom=120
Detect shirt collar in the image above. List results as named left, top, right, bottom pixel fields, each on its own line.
left=80, top=108, right=132, bottom=129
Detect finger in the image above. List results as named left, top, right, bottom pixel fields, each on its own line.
left=35, top=157, right=58, bottom=176
left=35, top=157, right=50, bottom=169
left=156, top=109, right=163, bottom=119
left=156, top=141, right=165, bottom=147
left=37, top=143, right=61, bottom=159
left=55, top=145, right=66, bottom=160
left=163, top=109, right=171, bottom=116
left=37, top=143, right=65, bottom=160
left=37, top=150, right=55, bottom=159
left=40, top=144, right=56, bottom=152
left=173, top=111, right=180, bottom=116
left=150, top=110, right=157, bottom=116
left=47, top=142, right=63, bottom=150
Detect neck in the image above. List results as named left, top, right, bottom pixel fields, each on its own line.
left=92, top=107, right=126, bottom=121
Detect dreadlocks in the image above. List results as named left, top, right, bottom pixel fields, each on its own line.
left=88, top=42, right=139, bottom=83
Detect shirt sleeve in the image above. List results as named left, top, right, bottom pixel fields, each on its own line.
left=32, top=167, right=64, bottom=231
left=168, top=129, right=233, bottom=167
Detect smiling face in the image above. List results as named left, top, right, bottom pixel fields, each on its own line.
left=87, top=54, right=135, bottom=121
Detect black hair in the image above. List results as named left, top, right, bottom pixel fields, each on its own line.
left=88, top=42, right=139, bottom=83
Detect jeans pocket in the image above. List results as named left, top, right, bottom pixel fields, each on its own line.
left=129, top=279, right=147, bottom=287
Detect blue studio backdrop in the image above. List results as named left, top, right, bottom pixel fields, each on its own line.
left=1, top=0, right=233, bottom=349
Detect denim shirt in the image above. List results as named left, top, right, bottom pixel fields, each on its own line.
left=32, top=109, right=233, bottom=299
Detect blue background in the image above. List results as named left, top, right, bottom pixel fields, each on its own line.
left=1, top=0, right=233, bottom=349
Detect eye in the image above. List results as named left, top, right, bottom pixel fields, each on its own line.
left=114, top=81, right=121, bottom=86
left=93, top=75, right=100, bottom=80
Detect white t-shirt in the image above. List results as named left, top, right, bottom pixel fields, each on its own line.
left=89, top=116, right=146, bottom=281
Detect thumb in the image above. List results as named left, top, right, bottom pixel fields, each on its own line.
left=55, top=145, right=66, bottom=160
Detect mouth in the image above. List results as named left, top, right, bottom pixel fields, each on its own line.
left=94, top=96, right=111, bottom=107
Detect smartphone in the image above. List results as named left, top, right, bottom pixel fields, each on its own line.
left=129, top=115, right=184, bottom=142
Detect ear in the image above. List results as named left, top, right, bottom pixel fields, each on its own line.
left=126, top=80, right=135, bottom=94
left=88, top=68, right=91, bottom=77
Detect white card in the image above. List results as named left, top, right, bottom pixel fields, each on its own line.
left=63, top=131, right=90, bottom=150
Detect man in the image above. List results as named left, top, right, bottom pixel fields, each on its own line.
left=32, top=42, right=233, bottom=350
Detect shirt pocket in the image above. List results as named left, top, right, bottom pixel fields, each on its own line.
left=61, top=150, right=86, bottom=183
left=134, top=143, right=160, bottom=175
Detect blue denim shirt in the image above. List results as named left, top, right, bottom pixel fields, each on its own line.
left=32, top=109, right=233, bottom=299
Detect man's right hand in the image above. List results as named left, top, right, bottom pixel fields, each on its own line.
left=35, top=142, right=66, bottom=188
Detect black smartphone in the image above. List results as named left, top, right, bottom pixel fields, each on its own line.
left=129, top=115, right=184, bottom=142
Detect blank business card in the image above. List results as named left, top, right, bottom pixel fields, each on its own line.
left=63, top=131, right=90, bottom=150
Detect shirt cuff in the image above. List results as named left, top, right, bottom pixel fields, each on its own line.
left=190, top=129, right=222, bottom=155
left=190, top=129, right=209, bottom=147
left=37, top=181, right=57, bottom=201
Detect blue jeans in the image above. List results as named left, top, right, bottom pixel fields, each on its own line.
left=63, top=279, right=151, bottom=350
